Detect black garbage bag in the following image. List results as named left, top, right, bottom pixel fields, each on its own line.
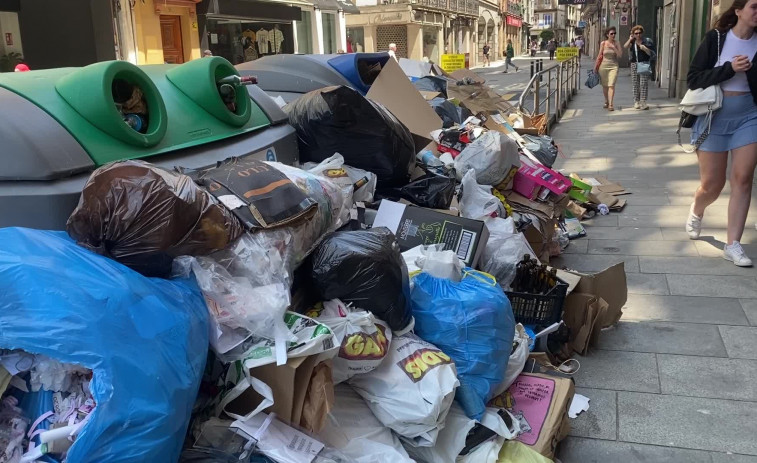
left=522, top=134, right=559, bottom=168
left=412, top=76, right=451, bottom=98
left=286, top=85, right=415, bottom=188
left=378, top=166, right=457, bottom=209
left=305, top=227, right=412, bottom=331
left=429, top=97, right=473, bottom=128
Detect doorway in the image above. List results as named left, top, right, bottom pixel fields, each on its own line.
left=160, top=15, right=184, bottom=64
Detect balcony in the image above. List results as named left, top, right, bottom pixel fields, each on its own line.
left=414, top=0, right=478, bottom=15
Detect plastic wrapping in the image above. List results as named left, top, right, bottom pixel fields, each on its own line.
left=305, top=227, right=412, bottom=332
left=317, top=384, right=414, bottom=463
left=522, top=135, right=559, bottom=168
left=304, top=153, right=378, bottom=203
left=429, top=97, right=472, bottom=128
left=454, top=131, right=521, bottom=187
left=286, top=85, right=416, bottom=187
left=348, top=333, right=458, bottom=447
left=66, top=160, right=244, bottom=278
left=0, top=228, right=208, bottom=462
left=494, top=324, right=530, bottom=397
left=381, top=166, right=457, bottom=209
left=459, top=169, right=507, bottom=220
left=306, top=300, right=392, bottom=384
left=480, top=217, right=536, bottom=290
left=410, top=269, right=515, bottom=420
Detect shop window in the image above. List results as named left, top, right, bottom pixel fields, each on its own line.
left=207, top=18, right=293, bottom=64
left=377, top=25, right=407, bottom=58
left=297, top=11, right=314, bottom=54
left=322, top=12, right=337, bottom=54
left=347, top=27, right=364, bottom=53
left=422, top=26, right=439, bottom=63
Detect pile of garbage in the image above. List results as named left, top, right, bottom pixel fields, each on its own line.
left=0, top=58, right=629, bottom=463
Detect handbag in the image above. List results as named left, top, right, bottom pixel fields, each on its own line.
left=585, top=70, right=600, bottom=89
left=677, top=31, right=723, bottom=153
left=635, top=44, right=652, bottom=76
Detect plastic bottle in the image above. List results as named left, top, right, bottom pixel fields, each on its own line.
left=416, top=150, right=445, bottom=168
left=123, top=113, right=145, bottom=132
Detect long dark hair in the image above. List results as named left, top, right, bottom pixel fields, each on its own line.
left=715, top=0, right=756, bottom=31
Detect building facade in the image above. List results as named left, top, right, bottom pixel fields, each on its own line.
left=531, top=0, right=580, bottom=44
left=346, top=0, right=479, bottom=65
left=479, top=0, right=501, bottom=60
left=501, top=0, right=526, bottom=56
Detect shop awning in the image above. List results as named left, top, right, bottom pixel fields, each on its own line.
left=202, top=0, right=304, bottom=21
left=336, top=0, right=360, bottom=14
left=311, top=0, right=340, bottom=9
left=0, top=0, right=20, bottom=12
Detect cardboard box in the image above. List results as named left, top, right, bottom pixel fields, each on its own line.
left=250, top=355, right=320, bottom=426
left=373, top=199, right=488, bottom=267
left=366, top=58, right=443, bottom=152
left=496, top=372, right=575, bottom=458
left=557, top=263, right=627, bottom=354
left=513, top=156, right=571, bottom=200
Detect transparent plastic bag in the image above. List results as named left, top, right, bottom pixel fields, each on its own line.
left=454, top=132, right=520, bottom=186
left=304, top=153, right=378, bottom=203
left=480, top=217, right=536, bottom=290
left=459, top=170, right=506, bottom=221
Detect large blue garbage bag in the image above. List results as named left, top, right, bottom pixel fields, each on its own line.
left=410, top=269, right=515, bottom=420
left=0, top=228, right=209, bottom=463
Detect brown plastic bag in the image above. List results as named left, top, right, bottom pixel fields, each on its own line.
left=67, top=160, right=244, bottom=277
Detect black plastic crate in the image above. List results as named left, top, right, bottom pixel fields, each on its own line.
left=505, top=276, right=568, bottom=326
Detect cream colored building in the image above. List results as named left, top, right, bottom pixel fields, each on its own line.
left=346, top=0, right=480, bottom=65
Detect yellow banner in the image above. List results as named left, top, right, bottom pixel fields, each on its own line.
left=556, top=47, right=579, bottom=61
left=440, top=54, right=466, bottom=72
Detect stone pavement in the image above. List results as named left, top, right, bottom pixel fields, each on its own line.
left=540, top=59, right=757, bottom=462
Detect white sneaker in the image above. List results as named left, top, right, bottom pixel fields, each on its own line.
left=724, top=241, right=753, bottom=267
left=641, top=101, right=649, bottom=110
left=634, top=101, right=641, bottom=109
left=685, top=204, right=702, bottom=239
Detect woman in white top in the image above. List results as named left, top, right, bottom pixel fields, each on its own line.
left=685, top=0, right=757, bottom=266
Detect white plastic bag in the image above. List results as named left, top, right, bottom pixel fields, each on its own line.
left=454, top=131, right=520, bottom=187
left=349, top=333, right=459, bottom=447
left=493, top=324, right=530, bottom=397
left=223, top=311, right=338, bottom=368
left=318, top=384, right=415, bottom=463
left=304, top=153, right=378, bottom=203
left=459, top=170, right=506, bottom=221
left=308, top=299, right=392, bottom=384
left=232, top=412, right=326, bottom=463
left=480, top=217, right=536, bottom=290
left=215, top=367, right=274, bottom=421
left=404, top=403, right=520, bottom=461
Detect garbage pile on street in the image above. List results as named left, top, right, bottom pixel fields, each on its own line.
left=0, top=57, right=630, bottom=463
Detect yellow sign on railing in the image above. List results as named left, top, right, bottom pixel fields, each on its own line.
left=556, top=47, right=579, bottom=61
left=440, top=54, right=466, bottom=72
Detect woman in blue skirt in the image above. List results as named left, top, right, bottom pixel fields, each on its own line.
left=686, top=0, right=757, bottom=266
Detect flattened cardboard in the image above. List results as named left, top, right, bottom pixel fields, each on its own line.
left=450, top=68, right=486, bottom=83
left=561, top=263, right=627, bottom=329
left=593, top=176, right=627, bottom=195
left=501, top=372, right=575, bottom=458
left=562, top=293, right=608, bottom=354
left=367, top=58, right=443, bottom=151
left=250, top=355, right=320, bottom=426
left=419, top=90, right=441, bottom=101
left=589, top=189, right=619, bottom=207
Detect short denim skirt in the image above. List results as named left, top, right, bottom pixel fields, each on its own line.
left=692, top=94, right=757, bottom=152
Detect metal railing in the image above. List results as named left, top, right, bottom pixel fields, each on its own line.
left=517, top=56, right=581, bottom=134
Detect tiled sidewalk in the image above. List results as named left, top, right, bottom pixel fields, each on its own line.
left=546, top=60, right=757, bottom=463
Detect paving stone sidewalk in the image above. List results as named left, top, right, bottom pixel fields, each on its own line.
left=542, top=60, right=757, bottom=462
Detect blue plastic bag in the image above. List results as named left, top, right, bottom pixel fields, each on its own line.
left=0, top=228, right=209, bottom=463
left=410, top=269, right=515, bottom=420
left=585, top=70, right=600, bottom=89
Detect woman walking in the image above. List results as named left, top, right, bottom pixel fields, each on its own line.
left=595, top=27, right=621, bottom=110
left=686, top=0, right=757, bottom=266
left=624, top=25, right=654, bottom=109
left=503, top=39, right=520, bottom=73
